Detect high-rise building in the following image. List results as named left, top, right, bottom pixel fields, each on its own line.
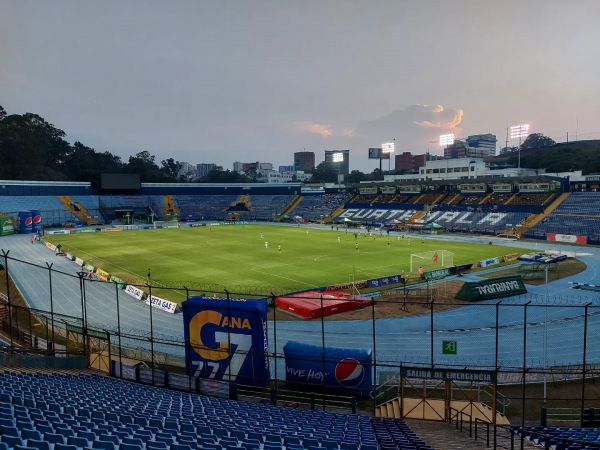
left=465, top=133, right=497, bottom=157
left=324, top=150, right=350, bottom=176
left=294, top=151, right=315, bottom=172
left=196, top=163, right=218, bottom=179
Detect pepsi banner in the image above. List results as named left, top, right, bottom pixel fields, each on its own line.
left=17, top=211, right=33, bottom=234
left=182, top=297, right=270, bottom=387
left=283, top=341, right=372, bottom=397
left=30, top=210, right=42, bottom=233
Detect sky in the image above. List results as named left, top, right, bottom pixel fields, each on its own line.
left=2, top=0, right=600, bottom=174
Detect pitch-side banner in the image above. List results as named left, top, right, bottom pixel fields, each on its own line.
left=182, top=297, right=270, bottom=387
left=455, top=275, right=527, bottom=301
left=283, top=341, right=372, bottom=398
left=145, top=295, right=177, bottom=314
left=125, top=285, right=145, bottom=300
left=547, top=233, right=587, bottom=244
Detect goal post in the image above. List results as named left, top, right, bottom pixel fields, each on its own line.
left=410, top=250, right=454, bottom=273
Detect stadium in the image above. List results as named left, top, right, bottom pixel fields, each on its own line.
left=2, top=176, right=600, bottom=450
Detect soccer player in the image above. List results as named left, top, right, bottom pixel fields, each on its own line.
left=419, top=266, right=424, bottom=279
left=260, top=232, right=263, bottom=239
left=355, top=242, right=359, bottom=252
left=407, top=237, right=411, bottom=246
left=265, top=241, right=268, bottom=249
left=337, top=235, right=341, bottom=243
left=433, top=251, right=439, bottom=265
left=278, top=244, right=282, bottom=253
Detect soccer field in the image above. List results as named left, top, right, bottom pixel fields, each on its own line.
left=47, top=224, right=526, bottom=294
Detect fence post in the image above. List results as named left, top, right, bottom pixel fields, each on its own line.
left=46, top=263, right=55, bottom=354
left=2, top=250, right=13, bottom=347
left=541, top=406, right=547, bottom=427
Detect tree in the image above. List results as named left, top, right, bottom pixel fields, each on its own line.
left=126, top=151, right=162, bottom=181
left=311, top=162, right=339, bottom=183
left=521, top=133, right=556, bottom=150
left=160, top=158, right=183, bottom=179
left=347, top=170, right=366, bottom=184
left=499, top=146, right=519, bottom=155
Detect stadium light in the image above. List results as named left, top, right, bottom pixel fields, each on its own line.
left=439, top=133, right=454, bottom=147
left=510, top=124, right=530, bottom=169
left=382, top=140, right=395, bottom=172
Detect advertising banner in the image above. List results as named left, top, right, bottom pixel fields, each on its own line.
left=125, top=285, right=145, bottom=300
left=547, top=233, right=587, bottom=244
left=502, top=253, right=519, bottom=262
left=145, top=295, right=177, bottom=314
left=367, top=274, right=403, bottom=289
left=17, top=211, right=33, bottom=234
left=96, top=268, right=110, bottom=281
left=283, top=341, right=372, bottom=398
left=75, top=257, right=84, bottom=266
left=455, top=275, right=527, bottom=301
left=109, top=276, right=126, bottom=289
left=325, top=280, right=368, bottom=291
left=479, top=257, right=500, bottom=268
left=182, top=297, right=270, bottom=387
left=423, top=268, right=450, bottom=281
left=0, top=216, right=15, bottom=236
left=449, top=264, right=473, bottom=275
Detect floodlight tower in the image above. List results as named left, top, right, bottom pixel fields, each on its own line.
left=510, top=124, right=530, bottom=169
left=382, top=140, right=395, bottom=173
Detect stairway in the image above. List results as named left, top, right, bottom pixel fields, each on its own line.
left=519, top=192, right=570, bottom=233
left=58, top=196, right=97, bottom=225
left=162, top=195, right=179, bottom=219
left=280, top=195, right=302, bottom=216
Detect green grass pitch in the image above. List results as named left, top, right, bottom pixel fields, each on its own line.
left=48, top=225, right=526, bottom=297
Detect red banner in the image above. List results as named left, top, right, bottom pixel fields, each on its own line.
left=547, top=233, right=587, bottom=244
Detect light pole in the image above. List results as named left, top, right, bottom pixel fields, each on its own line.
left=510, top=124, right=529, bottom=169
left=543, top=263, right=549, bottom=405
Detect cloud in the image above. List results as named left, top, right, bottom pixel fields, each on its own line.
left=355, top=104, right=465, bottom=152
left=292, top=121, right=333, bottom=137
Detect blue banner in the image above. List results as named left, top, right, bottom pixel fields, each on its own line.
left=283, top=341, right=372, bottom=397
left=182, top=297, right=270, bottom=387
left=367, top=273, right=403, bottom=289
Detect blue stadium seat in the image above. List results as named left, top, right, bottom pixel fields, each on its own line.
left=25, top=440, right=50, bottom=450
left=21, top=429, right=43, bottom=441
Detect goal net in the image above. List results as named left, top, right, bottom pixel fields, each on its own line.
left=410, top=250, right=454, bottom=273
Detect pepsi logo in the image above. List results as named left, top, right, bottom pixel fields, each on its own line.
left=25, top=217, right=33, bottom=226
left=335, top=358, right=364, bottom=388
left=33, top=215, right=42, bottom=224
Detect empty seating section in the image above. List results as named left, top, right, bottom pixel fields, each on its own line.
left=457, top=194, right=485, bottom=205
left=527, top=192, right=600, bottom=240
left=70, top=196, right=104, bottom=224
left=424, top=211, right=530, bottom=232
left=293, top=194, right=353, bottom=221
left=240, top=195, right=294, bottom=220
left=174, top=195, right=238, bottom=220
left=486, top=193, right=512, bottom=205
left=511, top=192, right=553, bottom=206
left=371, top=418, right=433, bottom=450
left=0, top=371, right=407, bottom=450
left=552, top=192, right=600, bottom=215
left=517, top=426, right=600, bottom=449
left=0, top=196, right=78, bottom=227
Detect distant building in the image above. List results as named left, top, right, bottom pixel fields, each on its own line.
left=466, top=133, right=497, bottom=157
left=324, top=150, right=350, bottom=176
left=395, top=152, right=443, bottom=172
left=178, top=162, right=197, bottom=179
left=384, top=157, right=537, bottom=182
left=196, top=163, right=218, bottom=179
left=257, top=169, right=312, bottom=183
left=444, top=140, right=494, bottom=159
left=294, top=151, right=315, bottom=172
left=279, top=165, right=295, bottom=172
left=233, top=162, right=273, bottom=173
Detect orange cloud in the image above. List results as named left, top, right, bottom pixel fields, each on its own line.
left=415, top=108, right=464, bottom=130
left=292, top=121, right=333, bottom=136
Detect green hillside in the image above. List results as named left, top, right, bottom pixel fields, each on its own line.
left=492, top=140, right=600, bottom=174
